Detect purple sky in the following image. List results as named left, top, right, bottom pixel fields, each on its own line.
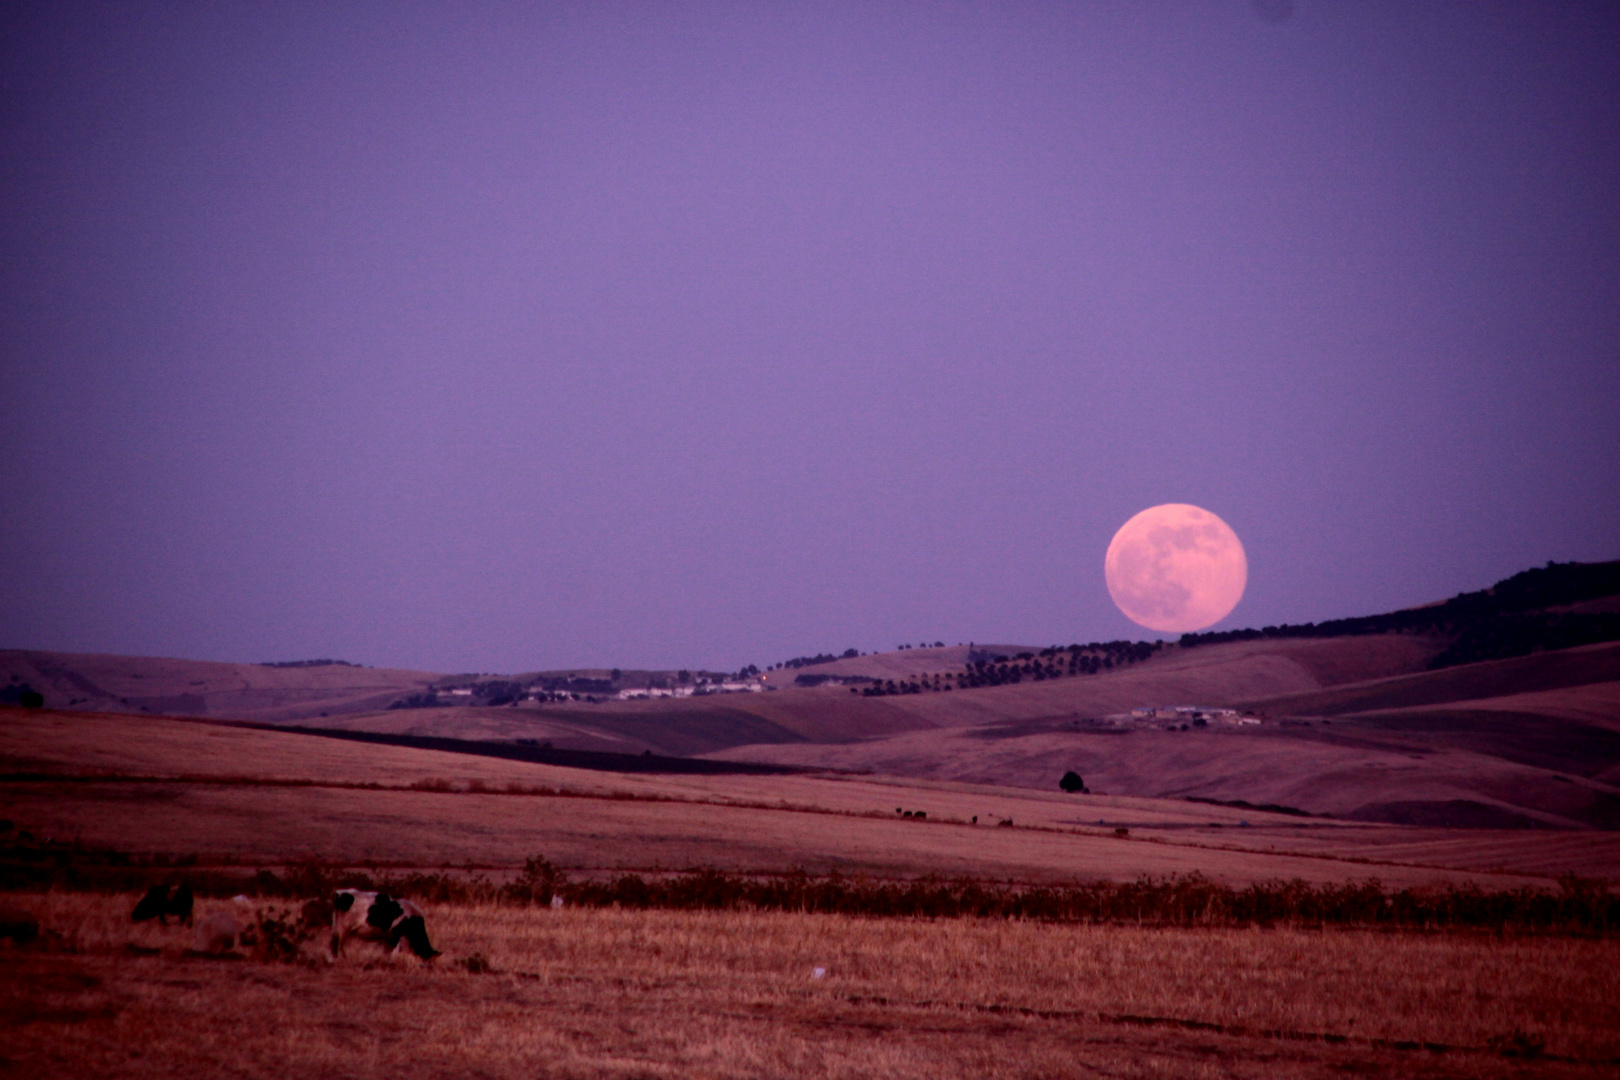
left=3, top=2, right=1617, bottom=673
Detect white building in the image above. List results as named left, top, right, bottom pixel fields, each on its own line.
left=616, top=686, right=696, bottom=701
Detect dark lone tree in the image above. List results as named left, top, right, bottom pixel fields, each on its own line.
left=1059, top=770, right=1086, bottom=793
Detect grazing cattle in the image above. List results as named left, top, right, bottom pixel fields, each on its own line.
left=132, top=884, right=194, bottom=926
left=132, top=885, right=167, bottom=922
left=301, top=895, right=334, bottom=930
left=170, top=883, right=194, bottom=924
left=329, top=889, right=439, bottom=960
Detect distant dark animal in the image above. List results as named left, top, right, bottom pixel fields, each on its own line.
left=330, top=889, right=438, bottom=960
left=131, top=884, right=194, bottom=925
left=170, top=883, right=194, bottom=924
left=0, top=904, right=38, bottom=945
left=132, top=886, right=166, bottom=922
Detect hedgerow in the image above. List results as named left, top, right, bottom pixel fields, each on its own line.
left=4, top=839, right=1613, bottom=934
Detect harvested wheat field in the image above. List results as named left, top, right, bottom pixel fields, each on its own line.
left=7, top=709, right=1612, bottom=886
left=4, top=706, right=1618, bottom=1077
left=2, top=892, right=1616, bottom=1079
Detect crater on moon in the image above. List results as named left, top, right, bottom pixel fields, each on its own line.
left=1105, top=504, right=1247, bottom=634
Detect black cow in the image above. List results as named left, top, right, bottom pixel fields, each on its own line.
left=132, top=883, right=194, bottom=926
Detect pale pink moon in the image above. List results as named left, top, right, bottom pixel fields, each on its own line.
left=1105, top=504, right=1247, bottom=634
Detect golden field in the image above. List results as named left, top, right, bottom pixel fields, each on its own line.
left=6, top=709, right=1616, bottom=885
left=6, top=578, right=1617, bottom=1076
left=3, top=892, right=1617, bottom=1079
left=6, top=633, right=1617, bottom=832
left=0, top=705, right=1616, bottom=1077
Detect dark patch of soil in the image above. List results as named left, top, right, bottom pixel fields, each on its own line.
left=275, top=726, right=817, bottom=776
left=1346, top=800, right=1543, bottom=829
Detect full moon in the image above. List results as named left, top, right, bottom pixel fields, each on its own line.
left=1105, top=504, right=1247, bottom=634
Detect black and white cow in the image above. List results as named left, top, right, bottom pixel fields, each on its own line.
left=329, top=889, right=439, bottom=960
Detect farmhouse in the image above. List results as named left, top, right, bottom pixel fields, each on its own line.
left=1129, top=705, right=1257, bottom=726
left=616, top=686, right=696, bottom=700
left=692, top=681, right=762, bottom=695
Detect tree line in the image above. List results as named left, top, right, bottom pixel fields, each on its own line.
left=861, top=641, right=1162, bottom=697
left=774, top=649, right=860, bottom=671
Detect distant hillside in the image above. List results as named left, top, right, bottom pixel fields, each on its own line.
left=713, top=642, right=1620, bottom=829
left=315, top=634, right=1443, bottom=755
left=1180, top=559, right=1620, bottom=668
left=0, top=650, right=438, bottom=722
left=5, top=559, right=1618, bottom=831
left=1235, top=640, right=1620, bottom=719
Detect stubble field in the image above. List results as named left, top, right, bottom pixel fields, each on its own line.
left=4, top=708, right=1618, bottom=1077
left=8, top=710, right=1617, bottom=884
left=4, top=892, right=1617, bottom=1079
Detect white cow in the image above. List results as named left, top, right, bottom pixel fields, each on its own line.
left=329, top=889, right=439, bottom=960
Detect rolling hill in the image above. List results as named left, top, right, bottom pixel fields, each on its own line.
left=7, top=707, right=1615, bottom=886
left=4, top=560, right=1618, bottom=832
left=709, top=642, right=1620, bottom=829
left=0, top=650, right=437, bottom=723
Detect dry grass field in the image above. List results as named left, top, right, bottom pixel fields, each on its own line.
left=4, top=574, right=1616, bottom=1076
left=703, top=641, right=1620, bottom=829
left=2, top=892, right=1616, bottom=1079
left=7, top=709, right=1614, bottom=886
left=8, top=634, right=1617, bottom=835
left=4, top=705, right=1619, bottom=1078
left=710, top=710, right=1620, bottom=830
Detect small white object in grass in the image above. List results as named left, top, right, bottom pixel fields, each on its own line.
left=232, top=894, right=254, bottom=905
left=550, top=895, right=565, bottom=909
left=812, top=967, right=826, bottom=979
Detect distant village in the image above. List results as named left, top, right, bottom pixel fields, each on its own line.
left=381, top=638, right=1268, bottom=723
left=388, top=668, right=768, bottom=709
